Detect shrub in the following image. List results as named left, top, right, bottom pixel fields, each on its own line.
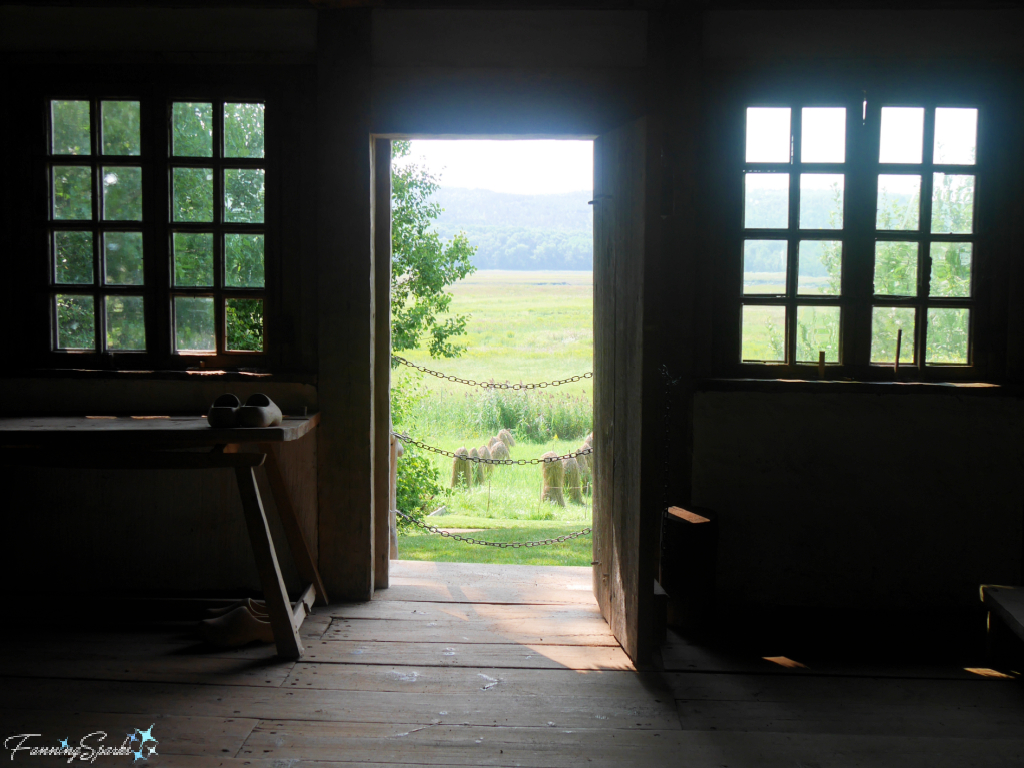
left=395, top=448, right=444, bottom=530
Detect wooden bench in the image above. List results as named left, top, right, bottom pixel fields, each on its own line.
left=0, top=414, right=328, bottom=660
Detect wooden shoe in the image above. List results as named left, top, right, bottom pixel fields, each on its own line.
left=204, top=598, right=267, bottom=618
left=198, top=605, right=274, bottom=647
left=238, top=393, right=283, bottom=428
left=207, top=393, right=241, bottom=428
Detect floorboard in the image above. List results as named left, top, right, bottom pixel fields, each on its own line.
left=2, top=561, right=1021, bottom=768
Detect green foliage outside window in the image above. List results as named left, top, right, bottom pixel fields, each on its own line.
left=226, top=298, right=264, bottom=352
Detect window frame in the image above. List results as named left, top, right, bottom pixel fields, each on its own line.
left=709, top=78, right=999, bottom=383
left=39, top=88, right=273, bottom=372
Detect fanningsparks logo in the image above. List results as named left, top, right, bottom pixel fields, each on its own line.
left=5, top=726, right=158, bottom=763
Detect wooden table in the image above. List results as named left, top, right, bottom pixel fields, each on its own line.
left=0, top=414, right=327, bottom=660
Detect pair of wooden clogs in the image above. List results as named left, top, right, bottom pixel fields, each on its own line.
left=207, top=393, right=283, bottom=428
left=198, top=599, right=274, bottom=647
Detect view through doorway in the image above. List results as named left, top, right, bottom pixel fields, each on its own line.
left=389, top=139, right=594, bottom=567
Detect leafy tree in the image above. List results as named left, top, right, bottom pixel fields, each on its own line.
left=390, top=140, right=476, bottom=359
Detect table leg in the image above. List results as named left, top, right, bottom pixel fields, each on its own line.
left=234, top=465, right=303, bottom=659
left=259, top=444, right=329, bottom=605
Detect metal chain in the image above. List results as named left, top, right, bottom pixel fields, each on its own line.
left=396, top=509, right=591, bottom=548
left=393, top=355, right=592, bottom=390
left=392, top=431, right=592, bottom=465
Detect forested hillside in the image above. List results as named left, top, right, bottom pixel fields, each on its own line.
left=430, top=188, right=593, bottom=271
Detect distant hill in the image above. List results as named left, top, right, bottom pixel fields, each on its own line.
left=428, top=185, right=858, bottom=273
left=430, top=187, right=593, bottom=271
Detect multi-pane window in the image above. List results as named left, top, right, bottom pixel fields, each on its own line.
left=170, top=101, right=266, bottom=355
left=49, top=99, right=146, bottom=352
left=871, top=106, right=976, bottom=367
left=738, top=102, right=978, bottom=374
left=741, top=106, right=847, bottom=365
left=46, top=98, right=266, bottom=360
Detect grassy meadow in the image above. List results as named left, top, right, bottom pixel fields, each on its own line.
left=394, top=270, right=594, bottom=565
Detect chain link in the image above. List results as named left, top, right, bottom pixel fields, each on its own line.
left=393, top=355, right=592, bottom=390
left=392, top=431, right=592, bottom=465
left=396, top=509, right=591, bottom=548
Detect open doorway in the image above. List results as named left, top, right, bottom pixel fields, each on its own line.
left=387, top=139, right=595, bottom=567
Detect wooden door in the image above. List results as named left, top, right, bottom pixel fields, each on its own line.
left=593, top=117, right=651, bottom=663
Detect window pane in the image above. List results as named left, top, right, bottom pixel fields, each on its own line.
left=172, top=102, right=213, bottom=157
left=224, top=168, right=265, bottom=223
left=743, top=173, right=788, bottom=229
left=931, top=173, right=974, bottom=234
left=224, top=102, right=265, bottom=159
left=173, top=233, right=214, bottom=287
left=799, top=174, right=843, bottom=229
left=101, top=101, right=140, bottom=156
left=801, top=108, right=845, bottom=163
left=101, top=166, right=142, bottom=220
left=226, top=298, right=264, bottom=352
left=933, top=108, right=977, bottom=165
left=741, top=305, right=786, bottom=362
left=876, top=175, right=920, bottom=230
left=798, top=240, right=842, bottom=295
left=929, top=242, right=972, bottom=298
left=52, top=166, right=92, bottom=220
left=742, top=240, right=786, bottom=295
left=54, top=231, right=93, bottom=284
left=927, top=308, right=969, bottom=365
left=225, top=233, right=265, bottom=288
left=51, top=100, right=91, bottom=155
left=879, top=107, right=924, bottom=163
left=172, top=167, right=214, bottom=222
left=871, top=306, right=915, bottom=364
left=55, top=294, right=95, bottom=350
left=103, top=232, right=144, bottom=285
left=105, top=295, right=146, bottom=351
left=174, top=296, right=215, bottom=351
left=796, top=306, right=840, bottom=363
left=873, top=241, right=919, bottom=296
left=745, top=108, right=790, bottom=163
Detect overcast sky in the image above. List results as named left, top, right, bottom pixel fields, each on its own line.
left=401, top=139, right=594, bottom=195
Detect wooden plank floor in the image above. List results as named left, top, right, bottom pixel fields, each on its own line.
left=1, top=561, right=1022, bottom=767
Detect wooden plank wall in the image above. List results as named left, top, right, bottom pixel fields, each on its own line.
left=593, top=118, right=648, bottom=664
left=373, top=138, right=393, bottom=588
left=316, top=8, right=377, bottom=600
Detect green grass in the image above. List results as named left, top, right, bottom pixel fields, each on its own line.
left=395, top=270, right=594, bottom=566
left=398, top=520, right=592, bottom=566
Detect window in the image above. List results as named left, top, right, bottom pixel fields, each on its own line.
left=46, top=97, right=266, bottom=363
left=737, top=101, right=978, bottom=377
left=49, top=99, right=146, bottom=353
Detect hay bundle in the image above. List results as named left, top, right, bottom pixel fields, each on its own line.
left=540, top=451, right=565, bottom=507
left=490, top=440, right=510, bottom=463
left=488, top=435, right=500, bottom=450
left=498, top=428, right=516, bottom=449
left=562, top=456, right=583, bottom=504
left=475, top=445, right=491, bottom=484
left=451, top=447, right=472, bottom=488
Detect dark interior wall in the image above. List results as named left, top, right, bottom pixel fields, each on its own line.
left=692, top=388, right=1024, bottom=610
left=1, top=2, right=1022, bottom=629
left=0, top=5, right=321, bottom=596
left=680, top=7, right=1024, bottom=612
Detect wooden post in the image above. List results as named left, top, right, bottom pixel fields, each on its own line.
left=895, top=328, right=903, bottom=378
left=817, top=350, right=825, bottom=380
left=389, top=434, right=399, bottom=560
left=373, top=138, right=393, bottom=588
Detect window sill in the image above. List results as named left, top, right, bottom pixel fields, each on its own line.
left=697, top=377, right=1017, bottom=397
left=7, top=368, right=317, bottom=386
